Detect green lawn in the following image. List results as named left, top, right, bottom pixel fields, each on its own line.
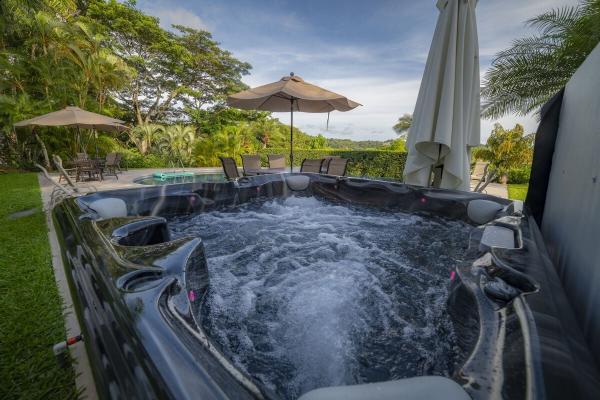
left=508, top=183, right=529, bottom=201
left=0, top=173, right=77, bottom=399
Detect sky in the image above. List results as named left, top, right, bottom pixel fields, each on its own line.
left=137, top=0, right=579, bottom=142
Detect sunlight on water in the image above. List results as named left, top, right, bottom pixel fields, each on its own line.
left=169, top=196, right=472, bottom=399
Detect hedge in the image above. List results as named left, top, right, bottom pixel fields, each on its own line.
left=115, top=146, right=408, bottom=181
left=256, top=148, right=407, bottom=181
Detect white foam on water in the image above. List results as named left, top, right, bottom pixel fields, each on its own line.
left=169, top=196, right=472, bottom=399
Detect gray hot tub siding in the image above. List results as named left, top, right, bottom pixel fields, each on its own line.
left=51, top=173, right=600, bottom=400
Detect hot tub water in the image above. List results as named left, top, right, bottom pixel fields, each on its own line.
left=169, top=196, right=473, bottom=399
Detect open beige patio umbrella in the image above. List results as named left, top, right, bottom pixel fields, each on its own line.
left=14, top=106, right=127, bottom=159
left=227, top=73, right=361, bottom=170
left=403, top=0, right=480, bottom=191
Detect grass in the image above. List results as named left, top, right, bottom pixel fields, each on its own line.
left=508, top=183, right=529, bottom=201
left=0, top=173, right=78, bottom=399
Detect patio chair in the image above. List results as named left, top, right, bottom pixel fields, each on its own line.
left=241, top=154, right=261, bottom=176
left=114, top=152, right=124, bottom=173
left=76, top=152, right=89, bottom=161
left=52, top=155, right=97, bottom=192
left=326, top=158, right=349, bottom=176
left=300, top=158, right=324, bottom=173
left=268, top=154, right=286, bottom=169
left=220, top=157, right=241, bottom=180
left=473, top=166, right=498, bottom=193
left=103, top=152, right=119, bottom=179
left=321, top=156, right=340, bottom=173
left=74, top=158, right=102, bottom=181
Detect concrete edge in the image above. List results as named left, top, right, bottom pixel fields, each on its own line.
left=38, top=174, right=99, bottom=400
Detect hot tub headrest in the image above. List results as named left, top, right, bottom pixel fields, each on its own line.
left=467, top=199, right=504, bottom=225
left=285, top=175, right=311, bottom=191
left=297, top=376, right=470, bottom=400
left=87, top=198, right=128, bottom=219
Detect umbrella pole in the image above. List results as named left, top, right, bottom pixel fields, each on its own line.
left=77, top=126, right=82, bottom=153
left=290, top=98, right=294, bottom=173
left=93, top=127, right=99, bottom=158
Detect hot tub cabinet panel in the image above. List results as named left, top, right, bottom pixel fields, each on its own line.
left=51, top=174, right=600, bottom=400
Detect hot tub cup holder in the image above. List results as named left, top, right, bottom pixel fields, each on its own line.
left=467, top=252, right=539, bottom=307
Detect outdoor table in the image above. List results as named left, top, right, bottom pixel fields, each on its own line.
left=74, top=159, right=103, bottom=181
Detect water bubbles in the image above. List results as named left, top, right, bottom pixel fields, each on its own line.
left=169, top=196, right=472, bottom=399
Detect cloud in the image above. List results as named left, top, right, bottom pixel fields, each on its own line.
left=135, top=0, right=573, bottom=142
left=142, top=6, right=209, bottom=31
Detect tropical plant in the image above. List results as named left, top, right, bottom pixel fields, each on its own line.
left=128, top=123, right=164, bottom=155
left=482, top=0, right=600, bottom=118
left=474, top=123, right=534, bottom=176
left=158, top=124, right=197, bottom=166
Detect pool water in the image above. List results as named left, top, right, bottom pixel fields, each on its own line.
left=169, top=196, right=473, bottom=399
left=134, top=173, right=225, bottom=185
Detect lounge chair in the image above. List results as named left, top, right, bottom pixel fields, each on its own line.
left=321, top=156, right=340, bottom=173
left=241, top=154, right=261, bottom=176
left=473, top=165, right=498, bottom=193
left=300, top=159, right=324, bottom=173
left=37, top=160, right=96, bottom=208
left=56, top=158, right=78, bottom=183
left=326, top=158, right=349, bottom=176
left=52, top=155, right=80, bottom=190
left=471, top=161, right=489, bottom=181
left=103, top=152, right=119, bottom=179
left=268, top=154, right=286, bottom=169
left=220, top=157, right=241, bottom=180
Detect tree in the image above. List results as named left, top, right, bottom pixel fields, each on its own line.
left=474, top=123, right=534, bottom=175
left=481, top=0, right=600, bottom=118
left=393, top=113, right=412, bottom=137
left=309, top=134, right=328, bottom=149
left=85, top=0, right=251, bottom=124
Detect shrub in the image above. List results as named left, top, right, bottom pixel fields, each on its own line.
left=119, top=148, right=167, bottom=168
left=507, top=166, right=531, bottom=184
left=256, top=148, right=407, bottom=181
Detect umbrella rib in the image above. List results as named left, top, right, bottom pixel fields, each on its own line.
left=256, top=95, right=276, bottom=111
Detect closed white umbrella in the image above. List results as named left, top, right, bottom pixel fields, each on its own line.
left=403, top=0, right=480, bottom=191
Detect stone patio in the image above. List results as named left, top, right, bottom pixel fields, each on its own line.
left=42, top=167, right=508, bottom=198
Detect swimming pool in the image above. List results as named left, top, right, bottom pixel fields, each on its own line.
left=52, top=173, right=600, bottom=400
left=134, top=172, right=226, bottom=185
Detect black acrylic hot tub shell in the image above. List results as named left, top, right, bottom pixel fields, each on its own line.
left=51, top=174, right=600, bottom=400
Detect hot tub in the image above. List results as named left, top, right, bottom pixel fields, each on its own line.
left=52, top=173, right=600, bottom=400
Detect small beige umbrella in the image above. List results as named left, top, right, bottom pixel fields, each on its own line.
left=227, top=73, right=361, bottom=170
left=14, top=106, right=127, bottom=159
left=14, top=106, right=126, bottom=131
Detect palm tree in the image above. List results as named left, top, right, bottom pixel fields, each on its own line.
left=128, top=123, right=164, bottom=155
left=159, top=125, right=197, bottom=166
left=482, top=0, right=600, bottom=119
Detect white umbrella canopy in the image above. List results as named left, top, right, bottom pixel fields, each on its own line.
left=227, top=73, right=361, bottom=169
left=403, top=0, right=480, bottom=191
